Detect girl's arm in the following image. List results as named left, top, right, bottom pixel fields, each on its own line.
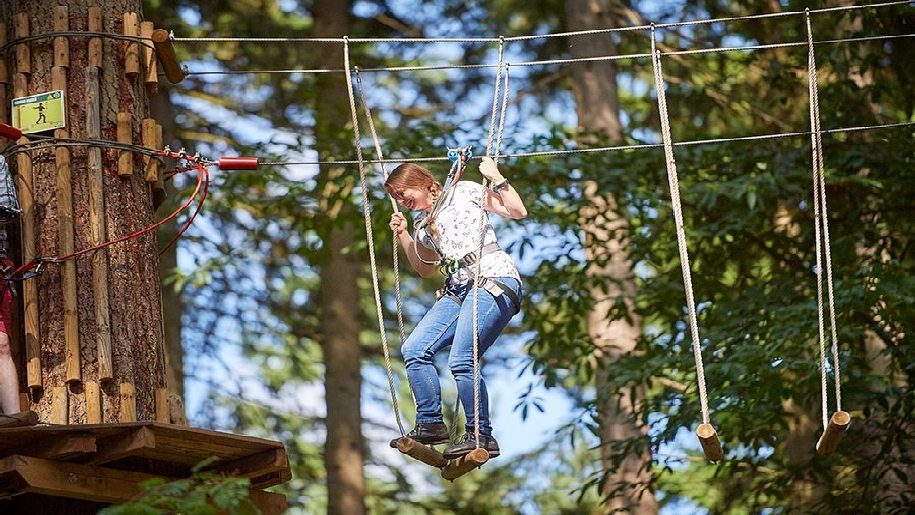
left=390, top=212, right=440, bottom=277
left=479, top=157, right=527, bottom=219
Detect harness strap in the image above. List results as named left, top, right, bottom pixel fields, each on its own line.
left=458, top=242, right=501, bottom=267
left=479, top=277, right=521, bottom=314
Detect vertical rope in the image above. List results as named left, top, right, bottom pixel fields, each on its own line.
left=485, top=37, right=506, bottom=162
left=805, top=10, right=843, bottom=428
left=471, top=37, right=507, bottom=447
left=650, top=27, right=711, bottom=425
left=494, top=63, right=511, bottom=163
left=354, top=68, right=406, bottom=347
left=343, top=38, right=406, bottom=436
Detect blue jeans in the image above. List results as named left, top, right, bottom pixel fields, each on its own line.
left=401, top=277, right=521, bottom=435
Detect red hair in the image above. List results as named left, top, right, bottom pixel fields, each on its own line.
left=384, top=163, right=442, bottom=200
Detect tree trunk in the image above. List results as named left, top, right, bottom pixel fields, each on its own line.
left=310, top=2, right=365, bottom=514
left=565, top=0, right=657, bottom=512
left=1, top=0, right=165, bottom=423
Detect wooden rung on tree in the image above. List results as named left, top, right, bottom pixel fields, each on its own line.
left=696, top=423, right=724, bottom=462
left=123, top=12, right=140, bottom=77
left=394, top=437, right=447, bottom=468
left=117, top=112, right=133, bottom=176
left=816, top=411, right=850, bottom=456
left=141, top=21, right=157, bottom=92
left=441, top=448, right=489, bottom=481
left=54, top=5, right=69, bottom=68
left=14, top=13, right=30, bottom=75
left=152, top=29, right=187, bottom=84
left=88, top=6, right=102, bottom=68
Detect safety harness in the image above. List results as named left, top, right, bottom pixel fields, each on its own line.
left=436, top=242, right=521, bottom=314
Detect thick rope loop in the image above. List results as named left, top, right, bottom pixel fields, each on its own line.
left=353, top=67, right=408, bottom=355
left=805, top=9, right=843, bottom=429
left=650, top=26, right=712, bottom=426
left=343, top=38, right=406, bottom=436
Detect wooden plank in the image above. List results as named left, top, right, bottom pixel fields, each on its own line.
left=14, top=13, right=29, bottom=75
left=86, top=67, right=112, bottom=381
left=141, top=21, right=157, bottom=92
left=0, top=84, right=7, bottom=124
left=167, top=393, right=187, bottom=426
left=119, top=383, right=136, bottom=423
left=51, top=66, right=66, bottom=93
left=213, top=448, right=288, bottom=479
left=88, top=7, right=103, bottom=68
left=0, top=23, right=7, bottom=84
left=249, top=470, right=288, bottom=490
left=18, top=432, right=96, bottom=460
left=85, top=381, right=102, bottom=424
left=248, top=489, right=287, bottom=515
left=123, top=12, right=139, bottom=78
left=0, top=411, right=38, bottom=428
left=142, top=118, right=157, bottom=182
left=54, top=6, right=69, bottom=68
left=117, top=112, right=133, bottom=176
left=55, top=126, right=79, bottom=385
left=154, top=388, right=169, bottom=423
left=13, top=75, right=40, bottom=388
left=0, top=454, right=155, bottom=503
left=50, top=386, right=68, bottom=425
left=89, top=426, right=156, bottom=465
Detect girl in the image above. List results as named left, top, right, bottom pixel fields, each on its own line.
left=386, top=157, right=526, bottom=459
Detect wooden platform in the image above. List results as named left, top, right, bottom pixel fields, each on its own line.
left=0, top=421, right=290, bottom=513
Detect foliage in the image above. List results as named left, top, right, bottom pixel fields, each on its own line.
left=99, top=460, right=260, bottom=515
left=145, top=0, right=915, bottom=513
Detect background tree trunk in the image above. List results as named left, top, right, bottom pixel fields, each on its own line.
left=565, top=0, right=658, bottom=512
left=2, top=0, right=165, bottom=423
left=311, top=1, right=366, bottom=514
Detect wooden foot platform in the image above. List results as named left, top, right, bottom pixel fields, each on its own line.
left=0, top=422, right=290, bottom=514
left=394, top=437, right=490, bottom=480
left=441, top=448, right=489, bottom=481
left=816, top=411, right=851, bottom=455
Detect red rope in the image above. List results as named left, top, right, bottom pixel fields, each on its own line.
left=10, top=158, right=208, bottom=280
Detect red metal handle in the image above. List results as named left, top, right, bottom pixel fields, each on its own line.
left=217, top=156, right=258, bottom=170
left=0, top=123, right=23, bottom=141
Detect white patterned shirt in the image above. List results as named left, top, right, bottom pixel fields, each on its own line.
left=416, top=181, right=520, bottom=285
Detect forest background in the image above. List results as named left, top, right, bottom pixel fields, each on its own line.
left=141, top=0, right=914, bottom=513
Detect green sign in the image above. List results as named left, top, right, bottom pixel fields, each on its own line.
left=11, top=90, right=66, bottom=134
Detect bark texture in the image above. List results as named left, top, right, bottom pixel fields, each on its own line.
left=1, top=0, right=165, bottom=424
left=565, top=0, right=658, bottom=512
left=311, top=1, right=366, bottom=514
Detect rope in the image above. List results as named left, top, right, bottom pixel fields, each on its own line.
left=172, top=1, right=912, bottom=44
left=354, top=70, right=407, bottom=352
left=651, top=26, right=711, bottom=426
left=495, top=65, right=511, bottom=160
left=184, top=32, right=915, bottom=77
left=9, top=155, right=206, bottom=281
left=252, top=121, right=915, bottom=167
left=0, top=31, right=154, bottom=54
left=805, top=10, right=843, bottom=430
left=469, top=40, right=506, bottom=448
left=343, top=39, right=406, bottom=437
